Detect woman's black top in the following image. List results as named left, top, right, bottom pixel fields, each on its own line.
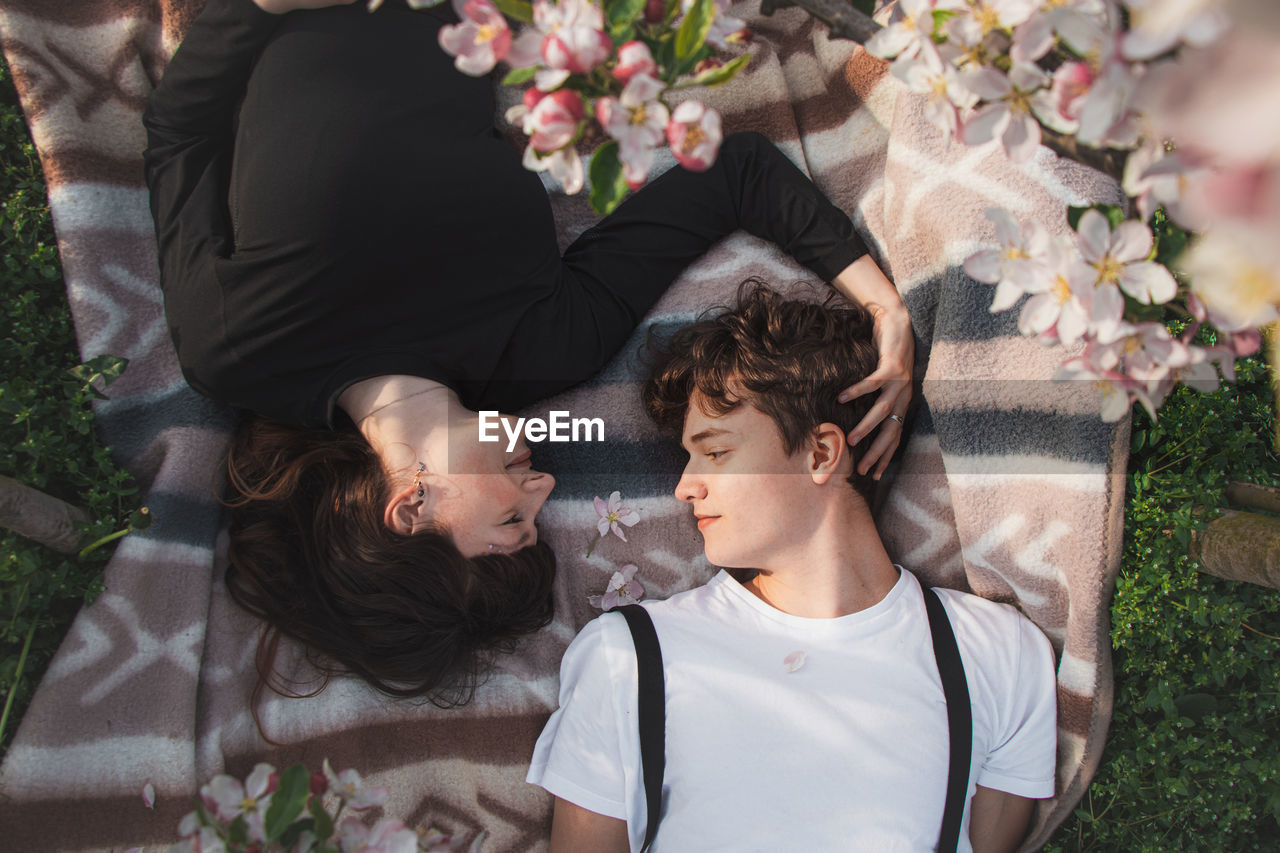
left=143, top=0, right=868, bottom=428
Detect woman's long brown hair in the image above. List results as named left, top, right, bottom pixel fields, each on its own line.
left=223, top=415, right=556, bottom=706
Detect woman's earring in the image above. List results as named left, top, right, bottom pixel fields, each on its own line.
left=414, top=462, right=426, bottom=499
left=488, top=544, right=503, bottom=554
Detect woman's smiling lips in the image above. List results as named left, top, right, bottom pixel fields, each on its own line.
left=506, top=449, right=533, bottom=469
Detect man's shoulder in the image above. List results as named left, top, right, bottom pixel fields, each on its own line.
left=926, top=584, right=1055, bottom=679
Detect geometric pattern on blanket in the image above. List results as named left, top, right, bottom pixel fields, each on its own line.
left=0, top=1, right=1126, bottom=849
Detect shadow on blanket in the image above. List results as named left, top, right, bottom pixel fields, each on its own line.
left=0, top=0, right=1125, bottom=849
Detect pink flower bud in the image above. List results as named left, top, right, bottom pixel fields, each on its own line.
left=1050, top=61, right=1094, bottom=122
left=644, top=0, right=666, bottom=22
left=615, top=41, right=657, bottom=84
left=310, top=771, right=328, bottom=796
left=543, top=25, right=613, bottom=75
left=528, top=89, right=585, bottom=153
left=693, top=57, right=722, bottom=75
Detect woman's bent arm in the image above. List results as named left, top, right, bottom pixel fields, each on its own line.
left=549, top=797, right=631, bottom=853
left=142, top=0, right=283, bottom=287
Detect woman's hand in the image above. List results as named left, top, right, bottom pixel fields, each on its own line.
left=839, top=303, right=913, bottom=478
left=831, top=255, right=915, bottom=480
left=253, top=0, right=359, bottom=14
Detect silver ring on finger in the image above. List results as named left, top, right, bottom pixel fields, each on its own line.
left=887, top=414, right=905, bottom=426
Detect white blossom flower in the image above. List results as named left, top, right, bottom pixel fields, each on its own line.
left=594, top=490, right=640, bottom=540
left=596, top=74, right=670, bottom=189
left=867, top=0, right=940, bottom=60
left=1075, top=209, right=1177, bottom=305
left=588, top=564, right=647, bottom=609
left=1182, top=229, right=1280, bottom=331
left=338, top=816, right=420, bottom=853
left=965, top=207, right=1056, bottom=310
left=1120, top=0, right=1230, bottom=60
left=960, top=63, right=1053, bottom=162
left=891, top=50, right=977, bottom=139
left=323, top=759, right=390, bottom=812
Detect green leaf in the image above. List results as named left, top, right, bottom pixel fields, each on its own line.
left=589, top=141, right=629, bottom=216
left=310, top=795, right=335, bottom=842
left=1073, top=807, right=1095, bottom=823
left=850, top=0, right=876, bottom=15
left=279, top=817, right=316, bottom=850
left=493, top=0, right=534, bottom=24
left=607, top=0, right=647, bottom=34
left=501, top=66, right=538, bottom=86
left=675, top=0, right=716, bottom=64
left=263, top=764, right=312, bottom=842
left=683, top=53, right=751, bottom=88
left=1173, top=692, right=1219, bottom=722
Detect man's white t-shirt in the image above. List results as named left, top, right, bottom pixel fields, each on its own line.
left=528, top=568, right=1057, bottom=852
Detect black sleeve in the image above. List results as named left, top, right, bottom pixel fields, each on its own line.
left=142, top=0, right=283, bottom=289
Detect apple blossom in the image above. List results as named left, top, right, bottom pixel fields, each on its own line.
left=323, top=758, right=390, bottom=811
left=523, top=144, right=585, bottom=194
left=942, top=0, right=1038, bottom=48
left=1120, top=0, right=1231, bottom=61
left=866, top=0, right=940, bottom=61
left=1016, top=242, right=1103, bottom=346
left=588, top=564, right=647, bottom=609
left=536, top=0, right=612, bottom=77
left=961, top=63, right=1053, bottom=163
left=437, top=0, right=513, bottom=77
left=597, top=74, right=670, bottom=188
left=890, top=51, right=977, bottom=139
left=666, top=100, right=723, bottom=171
left=1075, top=209, right=1177, bottom=305
left=1121, top=142, right=1210, bottom=229
left=1055, top=353, right=1155, bottom=421
left=594, top=490, right=640, bottom=540
left=200, top=764, right=277, bottom=843
left=523, top=88, right=585, bottom=153
left=964, top=208, right=1055, bottom=310
left=614, top=40, right=658, bottom=83
left=1182, top=229, right=1280, bottom=332
left=337, top=816, right=419, bottom=853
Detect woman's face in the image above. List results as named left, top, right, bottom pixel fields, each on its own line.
left=420, top=411, right=556, bottom=558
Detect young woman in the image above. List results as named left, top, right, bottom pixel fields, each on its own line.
left=143, top=0, right=913, bottom=700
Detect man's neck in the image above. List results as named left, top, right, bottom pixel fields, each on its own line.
left=742, top=494, right=899, bottom=619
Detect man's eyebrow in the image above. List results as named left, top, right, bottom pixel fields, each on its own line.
left=683, top=427, right=733, bottom=448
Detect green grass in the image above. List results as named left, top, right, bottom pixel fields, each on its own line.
left=0, top=60, right=142, bottom=756
left=1, top=51, right=1279, bottom=851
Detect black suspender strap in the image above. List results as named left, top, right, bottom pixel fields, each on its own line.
left=613, top=592, right=970, bottom=853
left=923, top=587, right=973, bottom=853
left=611, top=604, right=666, bottom=853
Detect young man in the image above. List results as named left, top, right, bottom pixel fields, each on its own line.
left=527, top=283, right=1058, bottom=852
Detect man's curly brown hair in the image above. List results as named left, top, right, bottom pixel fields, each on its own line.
left=642, top=279, right=881, bottom=503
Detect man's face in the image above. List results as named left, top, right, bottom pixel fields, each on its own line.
left=675, top=395, right=823, bottom=569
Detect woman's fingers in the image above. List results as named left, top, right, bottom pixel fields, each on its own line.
left=860, top=422, right=901, bottom=480
left=844, top=375, right=910, bottom=444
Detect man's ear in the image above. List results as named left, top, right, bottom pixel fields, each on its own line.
left=385, top=482, right=433, bottom=535
left=808, top=422, right=851, bottom=485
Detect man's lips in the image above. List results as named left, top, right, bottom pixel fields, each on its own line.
left=695, top=515, right=719, bottom=531
left=506, top=449, right=532, bottom=469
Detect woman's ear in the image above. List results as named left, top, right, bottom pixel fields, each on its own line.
left=385, top=482, right=432, bottom=534
left=808, top=422, right=851, bottom=485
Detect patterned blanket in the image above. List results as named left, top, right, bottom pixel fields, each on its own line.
left=0, top=0, right=1126, bottom=849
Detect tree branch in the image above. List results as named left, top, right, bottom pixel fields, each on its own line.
left=0, top=475, right=89, bottom=554
left=760, top=0, right=883, bottom=43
